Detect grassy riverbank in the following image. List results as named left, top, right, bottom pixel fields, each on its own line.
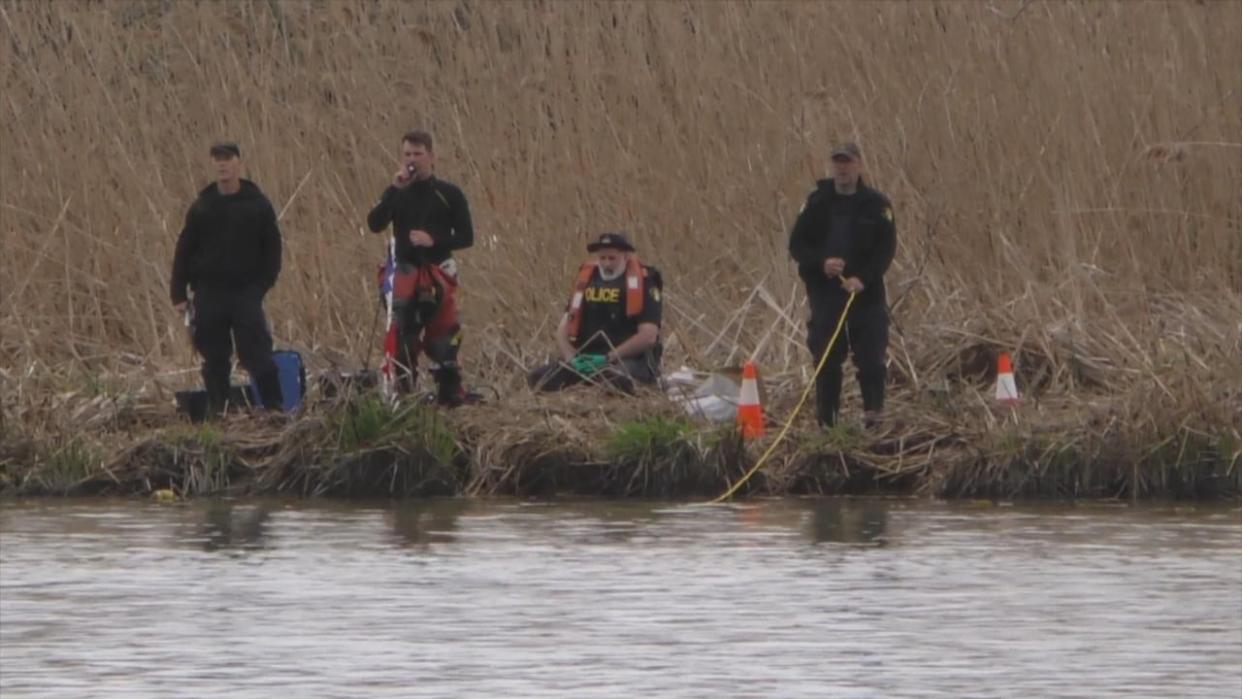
left=3, top=358, right=1237, bottom=500
left=2, top=2, right=1239, bottom=498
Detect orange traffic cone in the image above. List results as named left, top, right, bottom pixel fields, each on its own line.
left=995, top=352, right=1020, bottom=405
left=737, top=360, right=766, bottom=439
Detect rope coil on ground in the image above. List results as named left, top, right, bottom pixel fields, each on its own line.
left=710, top=291, right=857, bottom=503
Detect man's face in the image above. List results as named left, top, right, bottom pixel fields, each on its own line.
left=212, top=154, right=241, bottom=183
left=595, top=249, right=627, bottom=277
left=831, top=154, right=861, bottom=188
left=402, top=141, right=435, bottom=180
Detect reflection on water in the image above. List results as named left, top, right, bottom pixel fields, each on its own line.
left=1, top=498, right=1239, bottom=698
left=196, top=501, right=275, bottom=552
left=387, top=498, right=470, bottom=548
left=808, top=499, right=889, bottom=545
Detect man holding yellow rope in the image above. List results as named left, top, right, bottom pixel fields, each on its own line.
left=789, top=142, right=897, bottom=429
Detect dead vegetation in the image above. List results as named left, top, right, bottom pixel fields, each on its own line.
left=2, top=361, right=1237, bottom=500
left=1, top=2, right=1239, bottom=499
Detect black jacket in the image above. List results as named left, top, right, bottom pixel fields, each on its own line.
left=170, top=180, right=282, bottom=303
left=788, top=178, right=896, bottom=306
left=367, top=176, right=473, bottom=266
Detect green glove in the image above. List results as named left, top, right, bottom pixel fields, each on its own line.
left=570, top=353, right=609, bottom=376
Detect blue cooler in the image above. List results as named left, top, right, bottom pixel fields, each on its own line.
left=249, top=350, right=306, bottom=412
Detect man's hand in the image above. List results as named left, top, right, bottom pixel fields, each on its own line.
left=409, top=229, right=434, bottom=247
left=822, top=257, right=845, bottom=278
left=840, top=276, right=865, bottom=293
left=173, top=300, right=187, bottom=313
left=393, top=166, right=415, bottom=188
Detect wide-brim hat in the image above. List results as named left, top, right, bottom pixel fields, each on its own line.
left=586, top=231, right=636, bottom=253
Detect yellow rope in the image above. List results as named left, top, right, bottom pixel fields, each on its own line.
left=710, top=291, right=857, bottom=503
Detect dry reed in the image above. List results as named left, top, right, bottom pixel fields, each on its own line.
left=2, top=2, right=1239, bottom=497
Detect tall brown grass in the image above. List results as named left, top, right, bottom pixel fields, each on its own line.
left=2, top=1, right=1239, bottom=435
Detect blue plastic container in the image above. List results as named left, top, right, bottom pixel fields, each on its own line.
left=250, top=350, right=305, bottom=412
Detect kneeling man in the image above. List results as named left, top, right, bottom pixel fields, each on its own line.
left=528, top=232, right=663, bottom=393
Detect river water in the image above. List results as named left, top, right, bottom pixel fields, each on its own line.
left=0, top=498, right=1238, bottom=698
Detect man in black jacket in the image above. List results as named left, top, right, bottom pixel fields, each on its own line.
left=788, top=143, right=896, bottom=428
left=170, top=142, right=283, bottom=415
left=367, top=130, right=474, bottom=405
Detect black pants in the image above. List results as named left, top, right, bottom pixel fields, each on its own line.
left=806, top=295, right=888, bottom=427
left=192, top=287, right=283, bottom=413
left=528, top=356, right=658, bottom=394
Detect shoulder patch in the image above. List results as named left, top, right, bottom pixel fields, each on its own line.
left=882, top=206, right=893, bottom=222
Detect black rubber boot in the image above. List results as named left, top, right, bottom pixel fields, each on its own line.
left=433, top=367, right=464, bottom=408
left=815, top=364, right=843, bottom=428
left=203, top=360, right=232, bottom=417
left=253, top=370, right=285, bottom=412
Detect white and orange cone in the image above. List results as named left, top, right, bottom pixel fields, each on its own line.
left=995, top=352, right=1020, bottom=405
left=737, top=360, right=766, bottom=439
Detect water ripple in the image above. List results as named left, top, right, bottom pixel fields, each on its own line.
left=1, top=498, right=1239, bottom=697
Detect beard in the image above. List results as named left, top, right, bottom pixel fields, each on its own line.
left=597, top=265, right=624, bottom=281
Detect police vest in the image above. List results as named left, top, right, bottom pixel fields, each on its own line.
left=565, top=256, right=647, bottom=344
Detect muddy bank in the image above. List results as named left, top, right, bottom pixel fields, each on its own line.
left=3, top=386, right=1237, bottom=501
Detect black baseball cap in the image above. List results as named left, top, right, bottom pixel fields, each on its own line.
left=586, top=231, right=636, bottom=253
left=830, top=142, right=862, bottom=161
left=209, top=141, right=241, bottom=158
